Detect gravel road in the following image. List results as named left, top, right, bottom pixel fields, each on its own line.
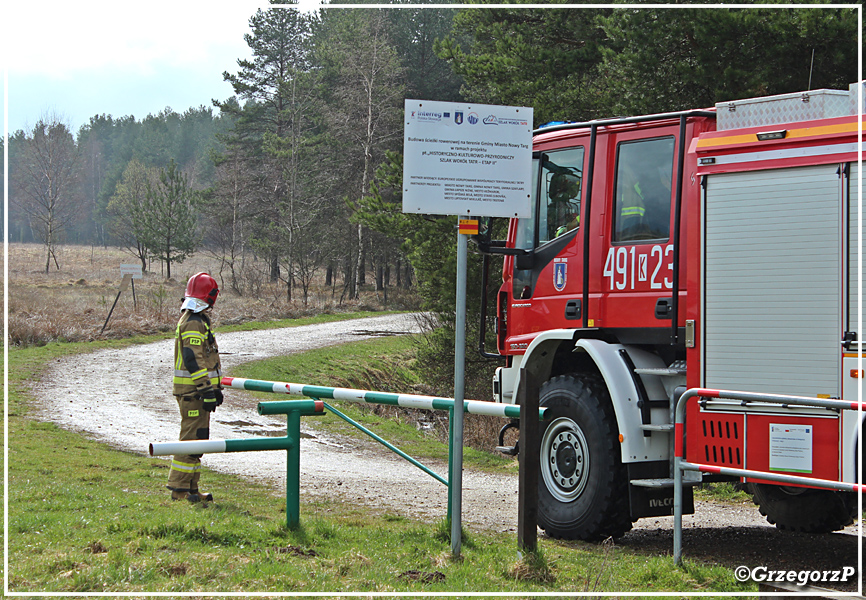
left=29, top=313, right=862, bottom=590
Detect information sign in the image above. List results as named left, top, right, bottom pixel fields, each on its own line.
left=769, top=423, right=813, bottom=473
left=403, top=100, right=533, bottom=218
left=120, top=264, right=143, bottom=279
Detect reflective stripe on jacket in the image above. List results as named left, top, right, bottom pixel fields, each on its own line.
left=173, top=310, right=222, bottom=396
left=621, top=182, right=646, bottom=219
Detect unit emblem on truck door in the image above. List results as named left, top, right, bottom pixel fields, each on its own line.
left=554, top=258, right=567, bottom=291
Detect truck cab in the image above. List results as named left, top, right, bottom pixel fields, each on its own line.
left=482, top=85, right=862, bottom=541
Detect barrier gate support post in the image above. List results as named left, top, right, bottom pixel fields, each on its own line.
left=150, top=399, right=324, bottom=529
left=517, top=369, right=540, bottom=552
left=258, top=400, right=326, bottom=529
left=286, top=408, right=301, bottom=527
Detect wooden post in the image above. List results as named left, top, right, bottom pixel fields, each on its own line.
left=101, top=274, right=132, bottom=333
left=517, top=368, right=540, bottom=551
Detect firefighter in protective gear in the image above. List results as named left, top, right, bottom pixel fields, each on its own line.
left=549, top=170, right=581, bottom=239
left=167, top=272, right=224, bottom=504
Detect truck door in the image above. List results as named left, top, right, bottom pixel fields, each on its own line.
left=506, top=147, right=585, bottom=347
left=598, top=135, right=678, bottom=335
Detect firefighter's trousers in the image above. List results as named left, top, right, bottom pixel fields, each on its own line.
left=166, top=394, right=210, bottom=493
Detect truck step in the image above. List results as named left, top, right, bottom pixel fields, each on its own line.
left=634, top=360, right=686, bottom=377
left=630, top=475, right=702, bottom=488
left=639, top=424, right=674, bottom=432
left=634, top=367, right=686, bottom=377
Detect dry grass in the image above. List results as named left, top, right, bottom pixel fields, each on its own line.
left=6, top=242, right=506, bottom=452
left=6, top=243, right=418, bottom=345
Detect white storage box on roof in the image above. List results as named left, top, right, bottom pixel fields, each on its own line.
left=715, top=88, right=850, bottom=130
left=850, top=81, right=865, bottom=115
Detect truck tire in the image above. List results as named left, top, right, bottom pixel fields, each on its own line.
left=537, top=374, right=632, bottom=541
left=750, top=483, right=857, bottom=533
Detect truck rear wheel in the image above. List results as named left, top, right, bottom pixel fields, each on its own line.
left=750, top=483, right=857, bottom=533
left=537, top=374, right=632, bottom=541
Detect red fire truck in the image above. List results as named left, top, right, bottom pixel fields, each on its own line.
left=477, top=84, right=863, bottom=541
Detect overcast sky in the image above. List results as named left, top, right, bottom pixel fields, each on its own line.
left=3, top=0, right=321, bottom=135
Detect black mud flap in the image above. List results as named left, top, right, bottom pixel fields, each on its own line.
left=627, top=461, right=695, bottom=519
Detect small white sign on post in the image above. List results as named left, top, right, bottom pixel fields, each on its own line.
left=120, top=264, right=143, bottom=279
left=403, top=100, right=533, bottom=218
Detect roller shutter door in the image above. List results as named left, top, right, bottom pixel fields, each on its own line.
left=703, top=164, right=841, bottom=397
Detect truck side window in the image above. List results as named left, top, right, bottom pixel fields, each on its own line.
left=515, top=148, right=585, bottom=250
left=540, top=148, right=584, bottom=244
left=513, top=148, right=584, bottom=299
left=613, top=137, right=675, bottom=243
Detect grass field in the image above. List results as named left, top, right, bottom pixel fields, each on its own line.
left=7, top=330, right=754, bottom=594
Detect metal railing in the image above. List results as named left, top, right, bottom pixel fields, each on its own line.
left=673, top=387, right=864, bottom=564
left=150, top=375, right=548, bottom=530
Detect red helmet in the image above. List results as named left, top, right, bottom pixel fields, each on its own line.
left=185, top=272, right=219, bottom=307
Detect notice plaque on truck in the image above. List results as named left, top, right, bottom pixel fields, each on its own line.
left=403, top=99, right=533, bottom=218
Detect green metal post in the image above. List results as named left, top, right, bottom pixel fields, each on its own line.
left=286, top=409, right=301, bottom=528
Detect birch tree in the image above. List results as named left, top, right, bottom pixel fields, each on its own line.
left=315, top=9, right=405, bottom=299
left=10, top=115, right=83, bottom=272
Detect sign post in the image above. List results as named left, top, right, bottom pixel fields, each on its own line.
left=120, top=264, right=143, bottom=310
left=403, top=100, right=532, bottom=557
left=102, top=264, right=144, bottom=333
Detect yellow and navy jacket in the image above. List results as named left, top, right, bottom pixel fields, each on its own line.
left=173, top=310, right=222, bottom=397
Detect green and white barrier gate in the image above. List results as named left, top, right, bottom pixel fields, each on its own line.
left=150, top=377, right=548, bottom=531
left=221, top=377, right=535, bottom=419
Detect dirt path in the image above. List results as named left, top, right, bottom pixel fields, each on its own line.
left=31, top=314, right=519, bottom=531
left=29, top=313, right=862, bottom=588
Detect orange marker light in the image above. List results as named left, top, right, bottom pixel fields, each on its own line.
left=851, top=369, right=864, bottom=379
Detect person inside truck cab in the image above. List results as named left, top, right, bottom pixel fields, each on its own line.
left=616, top=162, right=648, bottom=239
left=547, top=169, right=581, bottom=238
left=615, top=139, right=675, bottom=242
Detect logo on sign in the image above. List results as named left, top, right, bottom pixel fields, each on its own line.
left=454, top=111, right=463, bottom=125
left=483, top=115, right=499, bottom=125
left=467, top=112, right=479, bottom=125
left=554, top=259, right=567, bottom=291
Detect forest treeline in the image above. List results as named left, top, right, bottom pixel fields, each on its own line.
left=5, top=1, right=858, bottom=317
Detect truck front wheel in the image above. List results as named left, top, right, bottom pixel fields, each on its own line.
left=537, top=374, right=633, bottom=541
left=750, top=483, right=857, bottom=533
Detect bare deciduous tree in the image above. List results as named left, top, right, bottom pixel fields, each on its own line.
left=318, top=10, right=406, bottom=299
left=11, top=114, right=83, bottom=272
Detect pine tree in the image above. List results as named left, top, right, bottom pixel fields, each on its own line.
left=215, top=1, right=315, bottom=294
left=141, top=159, right=200, bottom=279
left=106, top=159, right=157, bottom=272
